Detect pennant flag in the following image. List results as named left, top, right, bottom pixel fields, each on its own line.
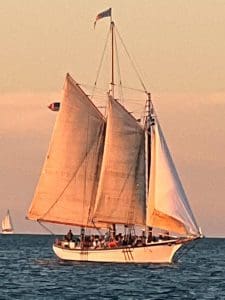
left=94, top=8, right=111, bottom=28
left=48, top=102, right=60, bottom=111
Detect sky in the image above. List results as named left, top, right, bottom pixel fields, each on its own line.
left=0, top=0, right=225, bottom=236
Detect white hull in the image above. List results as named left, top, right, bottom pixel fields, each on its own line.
left=53, top=240, right=185, bottom=264
left=2, top=231, right=13, bottom=234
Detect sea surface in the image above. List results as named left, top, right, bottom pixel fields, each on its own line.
left=0, top=235, right=224, bottom=299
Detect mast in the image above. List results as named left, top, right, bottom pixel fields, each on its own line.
left=110, top=13, right=116, bottom=235
left=144, top=92, right=152, bottom=228
left=110, top=19, right=115, bottom=97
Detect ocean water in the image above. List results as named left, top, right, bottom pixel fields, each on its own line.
left=0, top=235, right=224, bottom=299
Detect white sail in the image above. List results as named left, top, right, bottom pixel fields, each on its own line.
left=147, top=119, right=200, bottom=236
left=27, top=74, right=105, bottom=228
left=93, top=96, right=146, bottom=226
left=2, top=210, right=13, bottom=233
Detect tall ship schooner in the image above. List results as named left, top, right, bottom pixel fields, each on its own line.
left=2, top=210, right=14, bottom=234
left=27, top=9, right=202, bottom=263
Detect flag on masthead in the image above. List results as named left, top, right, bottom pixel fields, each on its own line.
left=94, top=8, right=112, bottom=28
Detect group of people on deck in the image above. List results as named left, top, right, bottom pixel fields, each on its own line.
left=62, top=227, right=172, bottom=249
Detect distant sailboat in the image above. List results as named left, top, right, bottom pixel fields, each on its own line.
left=27, top=8, right=202, bottom=263
left=2, top=210, right=14, bottom=234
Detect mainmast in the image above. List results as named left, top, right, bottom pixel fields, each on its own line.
left=110, top=13, right=116, bottom=236
left=110, top=15, right=115, bottom=97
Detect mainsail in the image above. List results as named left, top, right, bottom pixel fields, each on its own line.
left=2, top=210, right=13, bottom=233
left=147, top=118, right=199, bottom=235
left=27, top=74, right=105, bottom=227
left=93, top=96, right=146, bottom=226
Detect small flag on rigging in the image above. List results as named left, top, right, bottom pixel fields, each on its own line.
left=48, top=102, right=60, bottom=111
left=94, top=8, right=112, bottom=28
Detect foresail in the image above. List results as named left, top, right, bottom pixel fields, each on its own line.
left=147, top=119, right=199, bottom=236
left=93, top=96, right=146, bottom=226
left=27, top=74, right=105, bottom=228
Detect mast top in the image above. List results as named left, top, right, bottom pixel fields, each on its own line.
left=94, top=8, right=112, bottom=28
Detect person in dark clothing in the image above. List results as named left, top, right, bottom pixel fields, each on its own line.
left=147, top=227, right=153, bottom=243
left=65, top=229, right=73, bottom=241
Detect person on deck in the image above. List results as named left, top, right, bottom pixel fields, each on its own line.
left=108, top=237, right=118, bottom=248
left=141, top=229, right=146, bottom=245
left=147, top=227, right=153, bottom=243
left=65, top=229, right=73, bottom=242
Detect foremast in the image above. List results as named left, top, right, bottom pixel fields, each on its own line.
left=144, top=93, right=153, bottom=231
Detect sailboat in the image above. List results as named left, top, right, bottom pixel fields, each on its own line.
left=27, top=9, right=202, bottom=263
left=2, top=210, right=14, bottom=234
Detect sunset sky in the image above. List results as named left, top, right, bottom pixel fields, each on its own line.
left=0, top=0, right=224, bottom=236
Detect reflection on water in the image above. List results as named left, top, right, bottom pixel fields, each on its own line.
left=0, top=235, right=224, bottom=299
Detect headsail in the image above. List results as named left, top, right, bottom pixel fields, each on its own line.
left=2, top=210, right=13, bottom=233
left=93, top=96, right=146, bottom=226
left=147, top=119, right=200, bottom=236
left=27, top=74, right=105, bottom=228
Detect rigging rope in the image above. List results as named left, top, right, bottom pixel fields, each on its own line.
left=78, top=83, right=146, bottom=95
left=91, top=27, right=111, bottom=99
left=114, top=30, right=124, bottom=103
left=38, top=220, right=55, bottom=235
left=90, top=23, right=149, bottom=101
left=115, top=26, right=148, bottom=94
left=174, top=238, right=200, bottom=263
left=39, top=139, right=96, bottom=221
